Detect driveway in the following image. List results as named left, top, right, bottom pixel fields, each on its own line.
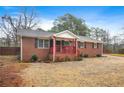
left=20, top=55, right=124, bottom=87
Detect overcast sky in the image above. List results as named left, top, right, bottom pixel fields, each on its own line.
left=0, top=6, right=124, bottom=37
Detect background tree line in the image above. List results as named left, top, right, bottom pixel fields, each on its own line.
left=0, top=8, right=124, bottom=54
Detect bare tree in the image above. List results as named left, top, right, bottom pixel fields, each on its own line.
left=0, top=8, right=39, bottom=46
left=111, top=32, right=124, bottom=53
left=90, top=27, right=113, bottom=53
left=112, top=36, right=120, bottom=53
left=0, top=16, right=12, bottom=46
left=90, top=27, right=102, bottom=40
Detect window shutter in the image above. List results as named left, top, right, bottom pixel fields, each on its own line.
left=62, top=40, right=64, bottom=46
left=80, top=42, right=81, bottom=48
left=85, top=42, right=86, bottom=48
left=35, top=38, right=38, bottom=48
left=50, top=39, right=53, bottom=47
left=97, top=43, right=99, bottom=48
left=92, top=43, right=94, bottom=48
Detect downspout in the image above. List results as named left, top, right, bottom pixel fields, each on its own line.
left=20, top=36, right=23, bottom=61
left=102, top=43, right=103, bottom=55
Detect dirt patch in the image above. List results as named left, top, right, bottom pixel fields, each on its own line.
left=0, top=56, right=29, bottom=87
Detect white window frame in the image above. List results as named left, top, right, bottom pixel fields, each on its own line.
left=37, top=39, right=50, bottom=49
left=79, top=42, right=85, bottom=48
left=93, top=43, right=97, bottom=48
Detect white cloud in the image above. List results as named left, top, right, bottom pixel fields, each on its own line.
left=85, top=14, right=124, bottom=36
left=38, top=18, right=54, bottom=30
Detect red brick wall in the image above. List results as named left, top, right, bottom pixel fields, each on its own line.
left=22, top=37, right=103, bottom=61
left=78, top=42, right=103, bottom=57
left=22, top=37, right=49, bottom=61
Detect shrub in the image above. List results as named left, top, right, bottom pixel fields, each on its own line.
left=31, top=54, right=38, bottom=62
left=84, top=54, right=88, bottom=58
left=65, top=56, right=70, bottom=61
left=76, top=56, right=82, bottom=61
left=79, top=52, right=84, bottom=57
left=55, top=57, right=60, bottom=62
left=55, top=57, right=65, bottom=62
left=38, top=59, right=42, bottom=62
left=60, top=58, right=65, bottom=62
left=73, top=56, right=82, bottom=61
left=118, top=49, right=124, bottom=54
left=16, top=55, right=20, bottom=60
left=44, top=55, right=50, bottom=61
left=96, top=54, right=102, bottom=57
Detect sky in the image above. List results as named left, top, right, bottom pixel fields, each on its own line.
left=0, top=6, right=124, bottom=37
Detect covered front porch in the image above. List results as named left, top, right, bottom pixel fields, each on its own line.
left=49, top=30, right=79, bottom=61
left=50, top=39, right=76, bottom=54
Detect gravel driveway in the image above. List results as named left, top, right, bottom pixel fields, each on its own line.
left=20, top=55, right=124, bottom=87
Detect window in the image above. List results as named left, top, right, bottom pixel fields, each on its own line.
left=44, top=40, right=49, bottom=48
left=93, top=43, right=97, bottom=48
left=79, top=42, right=85, bottom=48
left=37, top=39, right=49, bottom=48
left=63, top=41, right=71, bottom=46
left=39, top=39, right=43, bottom=48
left=97, top=43, right=99, bottom=48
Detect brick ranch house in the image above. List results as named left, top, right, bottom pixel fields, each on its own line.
left=17, top=29, right=103, bottom=61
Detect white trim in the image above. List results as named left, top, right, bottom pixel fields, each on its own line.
left=79, top=42, right=85, bottom=48
left=101, top=43, right=103, bottom=55
left=54, top=30, right=79, bottom=39
left=21, top=36, right=51, bottom=39
left=37, top=39, right=50, bottom=49
left=20, top=36, right=23, bottom=61
left=93, top=43, right=97, bottom=48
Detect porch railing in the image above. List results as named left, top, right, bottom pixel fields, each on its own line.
left=50, top=46, right=76, bottom=54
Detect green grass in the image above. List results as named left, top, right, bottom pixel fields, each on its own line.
left=111, top=54, right=124, bottom=57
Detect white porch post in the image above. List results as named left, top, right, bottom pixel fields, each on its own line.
left=60, top=40, right=62, bottom=53
left=101, top=43, right=103, bottom=55
left=75, top=39, right=78, bottom=56
left=53, top=36, right=56, bottom=62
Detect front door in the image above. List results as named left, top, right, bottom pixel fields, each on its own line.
left=56, top=41, right=61, bottom=52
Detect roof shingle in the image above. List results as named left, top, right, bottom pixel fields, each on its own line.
left=17, top=29, right=102, bottom=43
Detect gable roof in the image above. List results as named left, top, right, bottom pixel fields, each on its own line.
left=17, top=29, right=102, bottom=43
left=54, top=30, right=79, bottom=39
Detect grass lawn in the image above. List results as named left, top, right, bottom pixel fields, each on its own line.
left=0, top=55, right=124, bottom=87
left=21, top=55, right=124, bottom=87
left=111, top=54, right=124, bottom=57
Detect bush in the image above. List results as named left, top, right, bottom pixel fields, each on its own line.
left=55, top=57, right=61, bottom=62
left=65, top=56, right=70, bottom=61
left=118, top=49, right=124, bottom=54
left=76, top=56, right=82, bottom=61
left=16, top=55, right=20, bottom=60
left=84, top=54, right=88, bottom=58
left=44, top=54, right=51, bottom=61
left=79, top=52, right=84, bottom=57
left=31, top=54, right=38, bottom=62
left=96, top=54, right=102, bottom=57
left=73, top=56, right=82, bottom=61
left=55, top=57, right=66, bottom=62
